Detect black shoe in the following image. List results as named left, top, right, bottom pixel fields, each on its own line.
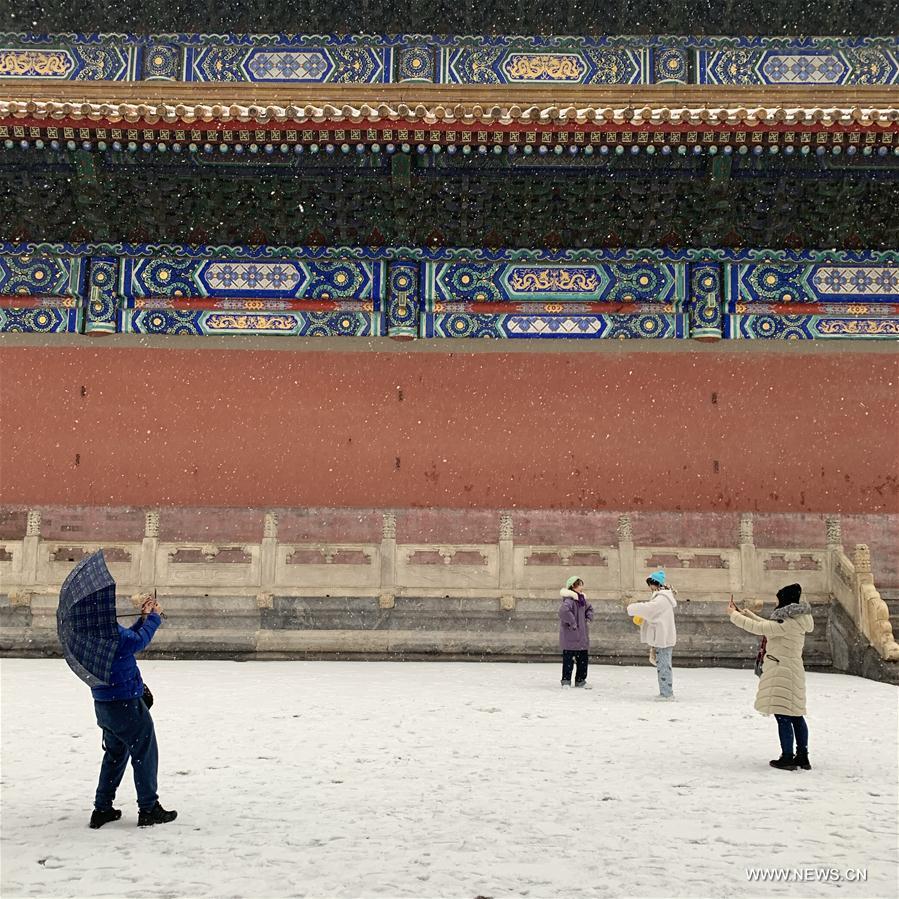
left=561, top=680, right=571, bottom=688
left=795, top=749, right=812, bottom=770
left=769, top=754, right=797, bottom=770
left=89, top=807, right=122, bottom=829
left=137, top=802, right=177, bottom=827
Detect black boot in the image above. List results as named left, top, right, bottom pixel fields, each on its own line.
left=795, top=748, right=812, bottom=770
left=137, top=802, right=178, bottom=827
left=769, top=753, right=797, bottom=770
left=89, top=807, right=122, bottom=829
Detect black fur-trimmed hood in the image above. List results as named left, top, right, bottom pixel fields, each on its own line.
left=769, top=600, right=813, bottom=621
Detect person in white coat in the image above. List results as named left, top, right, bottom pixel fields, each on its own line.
left=727, top=583, right=814, bottom=771
left=626, top=570, right=677, bottom=700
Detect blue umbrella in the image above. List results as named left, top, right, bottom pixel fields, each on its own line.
left=56, top=550, right=120, bottom=688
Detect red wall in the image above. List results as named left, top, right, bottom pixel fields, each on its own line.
left=1, top=345, right=897, bottom=513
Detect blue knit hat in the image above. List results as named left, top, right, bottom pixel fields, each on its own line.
left=647, top=569, right=666, bottom=586
left=565, top=575, right=582, bottom=589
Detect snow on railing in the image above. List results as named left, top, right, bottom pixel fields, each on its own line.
left=831, top=545, right=899, bottom=662
left=1, top=510, right=895, bottom=664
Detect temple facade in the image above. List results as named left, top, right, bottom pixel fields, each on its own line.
left=1, top=27, right=897, bottom=676
left=1, top=33, right=898, bottom=340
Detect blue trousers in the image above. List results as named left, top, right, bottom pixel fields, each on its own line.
left=775, top=714, right=809, bottom=755
left=655, top=647, right=674, bottom=697
left=94, top=698, right=159, bottom=811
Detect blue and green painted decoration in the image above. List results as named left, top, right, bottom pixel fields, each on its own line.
left=0, top=34, right=896, bottom=85
left=1, top=245, right=896, bottom=340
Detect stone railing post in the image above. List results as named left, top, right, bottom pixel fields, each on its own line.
left=826, top=515, right=843, bottom=551
left=21, top=509, right=42, bottom=586
left=825, top=515, right=842, bottom=594
left=498, top=513, right=515, bottom=611
left=853, top=544, right=873, bottom=637
left=739, top=513, right=757, bottom=595
left=259, top=511, right=278, bottom=601
left=617, top=514, right=635, bottom=592
left=851, top=543, right=899, bottom=661
left=139, top=510, right=159, bottom=588
left=379, top=512, right=397, bottom=609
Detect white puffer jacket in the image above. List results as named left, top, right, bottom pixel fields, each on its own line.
left=730, top=602, right=814, bottom=717
left=626, top=588, right=677, bottom=649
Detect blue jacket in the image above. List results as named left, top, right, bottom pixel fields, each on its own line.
left=91, top=612, right=161, bottom=702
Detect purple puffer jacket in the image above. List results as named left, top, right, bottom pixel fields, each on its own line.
left=559, top=589, right=594, bottom=651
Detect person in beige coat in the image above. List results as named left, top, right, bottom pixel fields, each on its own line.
left=727, top=583, right=814, bottom=771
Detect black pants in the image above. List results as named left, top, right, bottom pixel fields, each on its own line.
left=94, top=698, right=159, bottom=811
left=561, top=650, right=588, bottom=685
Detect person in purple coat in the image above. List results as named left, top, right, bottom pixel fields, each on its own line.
left=559, top=576, right=594, bottom=688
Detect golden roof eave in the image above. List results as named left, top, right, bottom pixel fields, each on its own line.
left=1, top=82, right=897, bottom=127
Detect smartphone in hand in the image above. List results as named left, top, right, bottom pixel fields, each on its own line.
left=152, top=588, right=167, bottom=620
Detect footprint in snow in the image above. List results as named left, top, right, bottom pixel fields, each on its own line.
left=37, top=857, right=64, bottom=869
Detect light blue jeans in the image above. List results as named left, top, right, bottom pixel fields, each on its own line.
left=655, top=647, right=674, bottom=697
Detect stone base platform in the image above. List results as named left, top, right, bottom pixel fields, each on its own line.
left=2, top=506, right=896, bottom=680
left=1, top=595, right=834, bottom=669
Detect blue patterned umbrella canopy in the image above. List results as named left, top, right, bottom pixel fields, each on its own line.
left=56, top=550, right=120, bottom=687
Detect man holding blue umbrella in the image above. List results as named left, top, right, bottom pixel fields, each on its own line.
left=57, top=550, right=178, bottom=829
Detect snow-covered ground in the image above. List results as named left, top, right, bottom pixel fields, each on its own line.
left=1, top=660, right=896, bottom=899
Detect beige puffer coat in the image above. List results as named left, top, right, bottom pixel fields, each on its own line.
left=729, top=603, right=814, bottom=717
